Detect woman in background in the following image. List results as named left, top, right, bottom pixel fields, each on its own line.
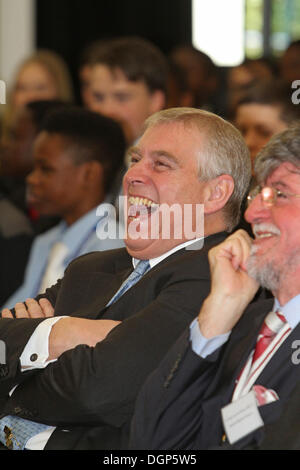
left=1, top=49, right=74, bottom=142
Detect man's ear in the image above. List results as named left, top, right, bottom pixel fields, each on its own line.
left=150, top=90, right=166, bottom=113
left=203, top=175, right=234, bottom=215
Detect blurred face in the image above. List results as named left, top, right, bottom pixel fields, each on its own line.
left=123, top=122, right=209, bottom=260
left=13, top=63, right=58, bottom=108
left=27, top=132, right=88, bottom=225
left=89, top=65, right=164, bottom=144
left=1, top=107, right=36, bottom=176
left=245, top=162, right=300, bottom=300
left=235, top=103, right=287, bottom=169
left=280, top=46, right=300, bottom=85
left=226, top=66, right=255, bottom=113
left=171, top=48, right=207, bottom=93
left=228, top=66, right=254, bottom=91
left=79, top=64, right=94, bottom=108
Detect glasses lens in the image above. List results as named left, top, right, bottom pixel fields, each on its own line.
left=261, top=187, right=276, bottom=205
left=247, top=186, right=277, bottom=206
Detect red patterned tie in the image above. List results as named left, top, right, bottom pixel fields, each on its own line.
left=252, top=310, right=286, bottom=363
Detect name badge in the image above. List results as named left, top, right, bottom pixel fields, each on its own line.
left=221, top=390, right=264, bottom=444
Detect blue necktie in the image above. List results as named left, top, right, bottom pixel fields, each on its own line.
left=0, top=415, right=50, bottom=450
left=106, top=259, right=150, bottom=306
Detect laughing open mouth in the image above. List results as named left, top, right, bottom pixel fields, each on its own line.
left=128, top=196, right=159, bottom=218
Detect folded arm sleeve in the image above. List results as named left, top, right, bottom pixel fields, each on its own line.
left=2, top=277, right=211, bottom=428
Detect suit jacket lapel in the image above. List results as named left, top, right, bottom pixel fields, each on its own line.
left=72, top=251, right=133, bottom=319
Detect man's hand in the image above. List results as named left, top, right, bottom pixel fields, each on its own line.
left=48, top=318, right=122, bottom=361
left=1, top=298, right=54, bottom=318
left=198, top=230, right=259, bottom=338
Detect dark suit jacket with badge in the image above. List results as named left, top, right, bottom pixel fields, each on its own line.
left=0, top=232, right=227, bottom=450
left=130, top=297, right=300, bottom=450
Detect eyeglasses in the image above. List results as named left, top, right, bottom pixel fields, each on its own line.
left=247, top=185, right=300, bottom=206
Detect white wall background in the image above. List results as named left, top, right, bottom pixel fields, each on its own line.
left=192, top=0, right=245, bottom=66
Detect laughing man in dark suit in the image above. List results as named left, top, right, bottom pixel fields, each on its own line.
left=0, top=107, right=250, bottom=450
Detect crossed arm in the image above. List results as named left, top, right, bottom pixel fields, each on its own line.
left=1, top=299, right=121, bottom=361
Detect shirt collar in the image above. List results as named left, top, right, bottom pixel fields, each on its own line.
left=58, top=205, right=103, bottom=252
left=132, top=237, right=204, bottom=269
left=273, top=294, right=300, bottom=329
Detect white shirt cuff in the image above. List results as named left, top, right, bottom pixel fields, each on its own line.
left=26, top=427, right=56, bottom=450
left=20, top=316, right=68, bottom=370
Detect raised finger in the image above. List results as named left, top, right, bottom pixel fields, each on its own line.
left=231, top=231, right=253, bottom=270
left=221, top=231, right=253, bottom=270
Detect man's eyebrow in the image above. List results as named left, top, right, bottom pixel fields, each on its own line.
left=151, top=150, right=179, bottom=164
left=126, top=147, right=179, bottom=164
left=271, top=168, right=300, bottom=187
left=126, top=146, right=142, bottom=160
left=270, top=180, right=300, bottom=194
left=271, top=181, right=289, bottom=189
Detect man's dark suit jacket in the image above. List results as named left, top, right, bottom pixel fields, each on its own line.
left=130, top=297, right=300, bottom=450
left=0, top=232, right=226, bottom=450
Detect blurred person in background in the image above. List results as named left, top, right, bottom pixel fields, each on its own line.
left=0, top=101, right=69, bottom=305
left=1, top=49, right=74, bottom=144
left=170, top=44, right=225, bottom=116
left=165, top=61, right=195, bottom=109
left=0, top=100, right=68, bottom=233
left=2, top=106, right=125, bottom=309
left=87, top=36, right=168, bottom=207
left=233, top=80, right=300, bottom=172
left=279, top=39, right=300, bottom=86
left=88, top=36, right=168, bottom=146
left=78, top=39, right=107, bottom=109
left=226, top=58, right=277, bottom=119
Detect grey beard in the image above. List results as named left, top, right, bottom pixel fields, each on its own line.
left=246, top=251, right=280, bottom=293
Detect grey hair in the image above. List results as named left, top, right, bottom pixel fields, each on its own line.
left=143, top=107, right=251, bottom=231
left=254, top=122, right=300, bottom=184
